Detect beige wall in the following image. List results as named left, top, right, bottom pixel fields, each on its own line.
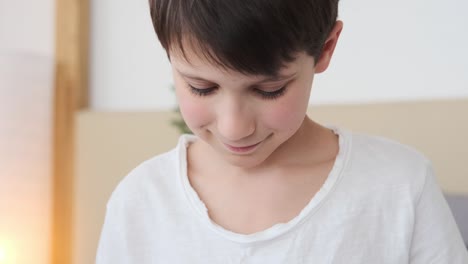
left=74, top=111, right=180, bottom=264
left=74, top=99, right=468, bottom=263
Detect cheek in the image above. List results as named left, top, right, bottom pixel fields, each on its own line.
left=261, top=90, right=310, bottom=132
left=176, top=89, right=212, bottom=130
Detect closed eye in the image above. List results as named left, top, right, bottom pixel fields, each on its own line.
left=254, top=86, right=287, bottom=100
left=189, top=85, right=287, bottom=100
left=188, top=85, right=217, bottom=96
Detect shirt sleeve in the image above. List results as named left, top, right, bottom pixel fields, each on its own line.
left=409, top=163, right=468, bottom=263
left=95, top=201, right=130, bottom=264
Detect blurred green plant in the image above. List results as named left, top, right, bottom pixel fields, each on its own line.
left=170, top=85, right=192, bottom=134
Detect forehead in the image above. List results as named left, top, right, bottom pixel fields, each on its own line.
left=170, top=47, right=313, bottom=82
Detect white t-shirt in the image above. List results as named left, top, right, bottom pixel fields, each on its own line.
left=96, top=127, right=468, bottom=263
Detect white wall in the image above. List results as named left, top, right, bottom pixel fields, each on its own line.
left=0, top=0, right=55, bottom=57
left=314, top=0, right=468, bottom=104
left=91, top=0, right=468, bottom=111
left=90, top=0, right=173, bottom=111
left=0, top=1, right=55, bottom=264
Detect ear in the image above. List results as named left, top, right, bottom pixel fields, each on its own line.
left=315, top=21, right=343, bottom=73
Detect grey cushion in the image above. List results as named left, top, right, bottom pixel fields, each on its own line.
left=445, top=194, right=468, bottom=248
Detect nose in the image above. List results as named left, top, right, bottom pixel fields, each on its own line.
left=216, top=99, right=255, bottom=143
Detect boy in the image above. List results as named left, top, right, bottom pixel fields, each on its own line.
left=96, top=0, right=468, bottom=263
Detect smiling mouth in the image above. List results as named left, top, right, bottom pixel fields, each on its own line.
left=223, top=141, right=262, bottom=153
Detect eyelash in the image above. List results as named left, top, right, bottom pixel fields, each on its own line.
left=188, top=85, right=287, bottom=100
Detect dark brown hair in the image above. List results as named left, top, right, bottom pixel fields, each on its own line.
left=149, top=0, right=339, bottom=76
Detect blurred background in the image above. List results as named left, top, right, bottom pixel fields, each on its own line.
left=0, top=0, right=467, bottom=263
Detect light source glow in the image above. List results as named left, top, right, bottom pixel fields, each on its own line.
left=0, top=240, right=18, bottom=264
left=1, top=56, right=53, bottom=264
left=0, top=0, right=56, bottom=259
left=0, top=247, right=5, bottom=262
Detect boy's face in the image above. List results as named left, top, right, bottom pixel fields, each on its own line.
left=171, top=49, right=316, bottom=169
left=170, top=22, right=341, bottom=170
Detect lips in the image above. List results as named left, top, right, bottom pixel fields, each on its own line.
left=223, top=141, right=261, bottom=153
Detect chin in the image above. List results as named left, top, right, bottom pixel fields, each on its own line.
left=221, top=152, right=270, bottom=170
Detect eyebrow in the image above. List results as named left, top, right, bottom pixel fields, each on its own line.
left=176, top=69, right=297, bottom=84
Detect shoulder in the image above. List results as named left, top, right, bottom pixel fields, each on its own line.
left=105, top=134, right=193, bottom=209
left=349, top=131, right=431, bottom=167
left=341, top=129, right=433, bottom=200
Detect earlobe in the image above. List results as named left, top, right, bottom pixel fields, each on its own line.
left=315, top=21, right=343, bottom=73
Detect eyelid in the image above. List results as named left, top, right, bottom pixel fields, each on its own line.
left=188, top=83, right=288, bottom=99
left=188, top=85, right=217, bottom=96
left=189, top=84, right=283, bottom=93
left=255, top=86, right=287, bottom=99
left=189, top=84, right=218, bottom=90
left=253, top=84, right=285, bottom=92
